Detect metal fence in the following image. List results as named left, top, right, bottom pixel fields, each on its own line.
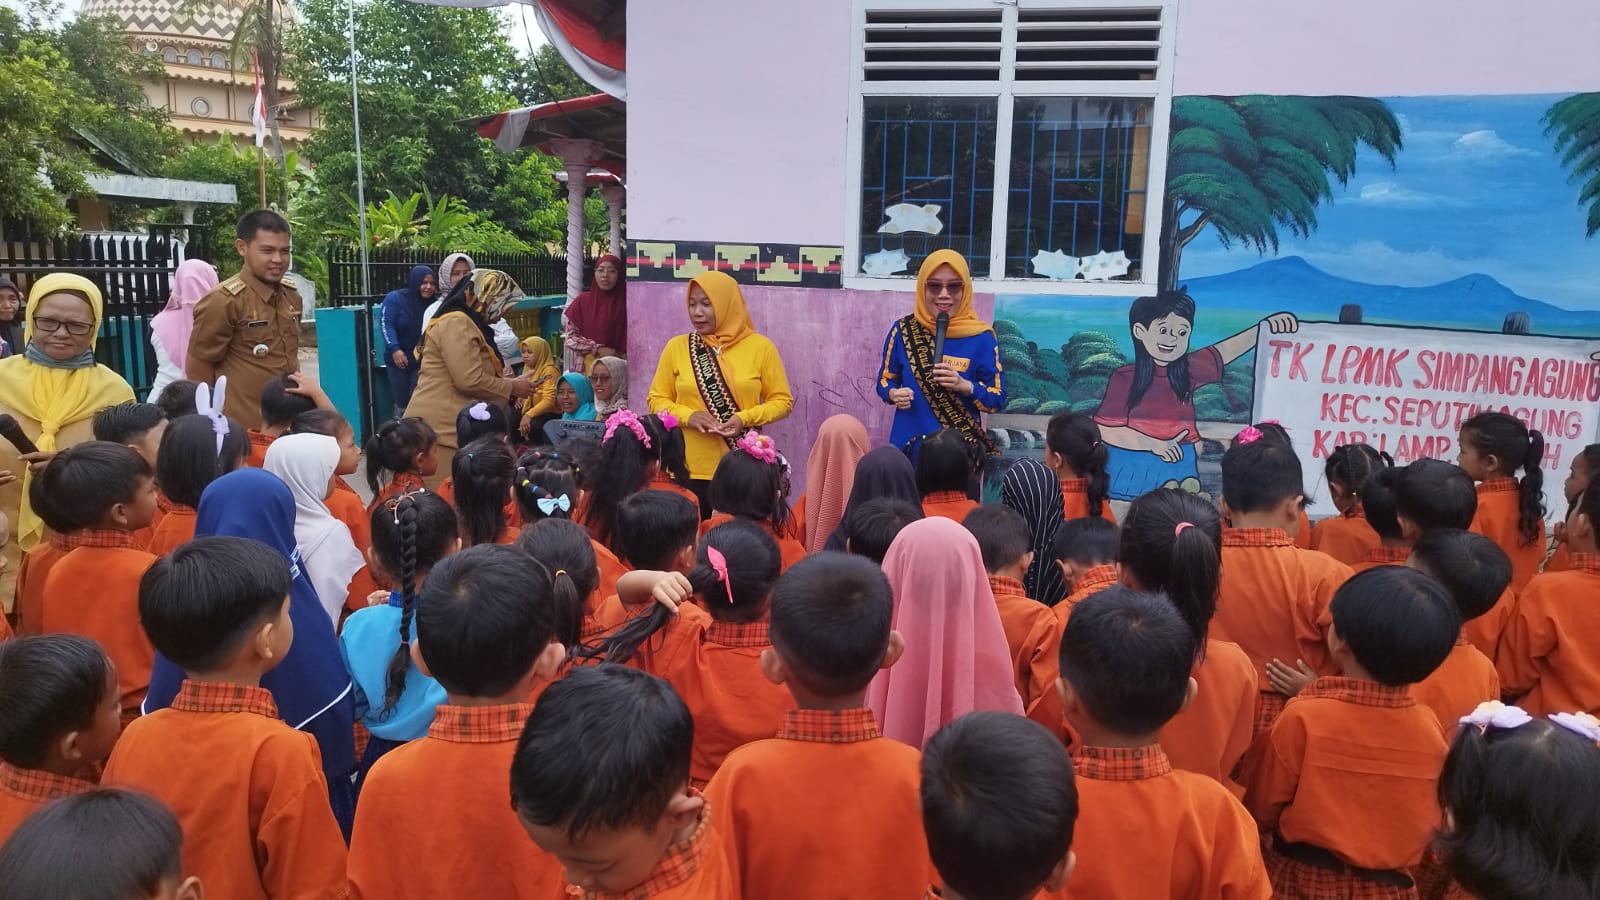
left=324, top=246, right=587, bottom=310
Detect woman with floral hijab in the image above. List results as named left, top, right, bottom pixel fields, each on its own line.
left=403, top=269, right=534, bottom=485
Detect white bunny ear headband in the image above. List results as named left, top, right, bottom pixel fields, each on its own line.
left=196, top=376, right=230, bottom=455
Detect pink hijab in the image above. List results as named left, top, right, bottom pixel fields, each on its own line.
left=802, top=414, right=871, bottom=553
left=867, top=516, right=1024, bottom=748
left=150, top=259, right=218, bottom=375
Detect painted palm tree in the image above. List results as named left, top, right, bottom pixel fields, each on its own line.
left=1544, top=92, right=1600, bottom=237
left=1159, top=95, right=1403, bottom=291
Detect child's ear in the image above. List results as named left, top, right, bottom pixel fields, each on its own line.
left=410, top=641, right=432, bottom=679
left=1483, top=453, right=1502, bottom=477
left=758, top=648, right=788, bottom=686
left=107, top=501, right=130, bottom=528
left=253, top=619, right=280, bottom=663
left=1044, top=850, right=1077, bottom=893
left=1177, top=676, right=1198, bottom=713
left=1054, top=559, right=1074, bottom=584
left=1218, top=497, right=1234, bottom=525
left=1044, top=448, right=1063, bottom=470
left=673, top=543, right=697, bottom=573
left=364, top=546, right=382, bottom=573
left=1398, top=515, right=1421, bottom=543
left=663, top=784, right=703, bottom=832
left=1279, top=496, right=1303, bottom=532
left=55, top=729, right=86, bottom=765
left=1020, top=550, right=1035, bottom=572
left=880, top=631, right=906, bottom=670
left=175, top=875, right=204, bottom=900
left=1055, top=677, right=1079, bottom=719
left=531, top=639, right=565, bottom=680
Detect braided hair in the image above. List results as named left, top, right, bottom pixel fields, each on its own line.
left=369, top=490, right=457, bottom=715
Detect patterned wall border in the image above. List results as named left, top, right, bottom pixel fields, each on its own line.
left=627, top=240, right=843, bottom=289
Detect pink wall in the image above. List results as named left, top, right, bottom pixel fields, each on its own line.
left=629, top=281, right=994, bottom=493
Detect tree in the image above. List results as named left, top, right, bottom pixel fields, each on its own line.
left=1544, top=92, right=1600, bottom=237
left=226, top=0, right=295, bottom=198
left=1159, top=96, right=1402, bottom=290
left=502, top=43, right=593, bottom=106
left=156, top=137, right=297, bottom=261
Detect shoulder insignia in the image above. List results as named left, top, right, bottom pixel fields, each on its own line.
left=220, top=277, right=246, bottom=296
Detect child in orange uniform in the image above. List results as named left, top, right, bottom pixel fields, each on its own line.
left=289, top=409, right=370, bottom=553
left=1407, top=530, right=1509, bottom=732
left=91, top=402, right=170, bottom=547
left=1051, top=516, right=1119, bottom=616
left=965, top=504, right=1062, bottom=733
left=0, top=635, right=121, bottom=844
left=843, top=497, right=922, bottom=564
left=1000, top=457, right=1071, bottom=605
left=148, top=413, right=250, bottom=556
left=16, top=475, right=89, bottom=635
left=1241, top=567, right=1459, bottom=899
left=38, top=442, right=160, bottom=720
left=348, top=545, right=574, bottom=899
left=451, top=436, right=518, bottom=547
left=1497, top=479, right=1600, bottom=717
left=917, top=428, right=981, bottom=522
left=102, top=536, right=348, bottom=898
left=363, top=417, right=438, bottom=512
left=583, top=410, right=696, bottom=552
left=514, top=520, right=600, bottom=660
left=704, top=432, right=806, bottom=570
left=1215, top=438, right=1351, bottom=734
left=1044, top=412, right=1117, bottom=525
left=1052, top=587, right=1269, bottom=899
left=705, top=552, right=933, bottom=900
left=1310, top=443, right=1389, bottom=565
left=513, top=666, right=737, bottom=899
left=1230, top=422, right=1314, bottom=548
left=1543, top=444, right=1600, bottom=573
left=922, top=712, right=1078, bottom=900
left=1458, top=411, right=1548, bottom=591
left=246, top=373, right=322, bottom=467
left=591, top=491, right=702, bottom=638
left=0, top=788, right=202, bottom=900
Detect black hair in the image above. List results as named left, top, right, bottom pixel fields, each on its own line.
left=236, top=208, right=290, bottom=241
left=288, top=408, right=352, bottom=440
left=259, top=374, right=317, bottom=428
left=1058, top=586, right=1197, bottom=736
left=708, top=444, right=790, bottom=534
left=1361, top=465, right=1405, bottom=541
left=1327, top=567, right=1459, bottom=686
left=1050, top=516, right=1118, bottom=566
left=510, top=666, right=693, bottom=840
left=1576, top=480, right=1600, bottom=545
left=0, top=788, right=185, bottom=900
left=843, top=498, right=923, bottom=565
left=921, top=712, right=1077, bottom=900
left=1392, top=459, right=1478, bottom=532
left=155, top=413, right=250, bottom=508
left=768, top=552, right=895, bottom=696
left=963, top=503, right=1032, bottom=574
left=514, top=449, right=580, bottom=526
left=588, top=413, right=691, bottom=552
left=369, top=491, right=457, bottom=716
left=139, top=536, right=292, bottom=672
left=452, top=436, right=515, bottom=548
left=915, top=428, right=979, bottom=497
left=416, top=544, right=566, bottom=697
left=1409, top=529, right=1510, bottom=623
left=613, top=489, right=700, bottom=571
left=1461, top=412, right=1546, bottom=546
left=586, top=520, right=781, bottom=665
left=0, top=635, right=112, bottom=768
left=1220, top=439, right=1304, bottom=514
left=91, top=402, right=165, bottom=445
left=1569, top=445, right=1600, bottom=508
left=29, top=442, right=151, bottom=532
left=1324, top=443, right=1392, bottom=512
left=1126, top=289, right=1197, bottom=409
left=513, top=519, right=595, bottom=652
left=455, top=400, right=515, bottom=448
left=563, top=437, right=603, bottom=491
left=154, top=380, right=199, bottom=419
left=363, top=417, right=437, bottom=495
left=1046, top=412, right=1110, bottom=517
left=1118, top=488, right=1220, bottom=656
left=1437, top=718, right=1600, bottom=900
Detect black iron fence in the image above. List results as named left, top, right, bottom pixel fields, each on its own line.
left=324, top=246, right=587, bottom=310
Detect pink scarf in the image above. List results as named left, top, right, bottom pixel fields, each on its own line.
left=867, top=516, right=1025, bottom=748
left=802, top=414, right=871, bottom=553
left=150, top=258, right=218, bottom=376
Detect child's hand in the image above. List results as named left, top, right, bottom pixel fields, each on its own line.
left=649, top=572, right=694, bottom=615
left=366, top=590, right=390, bottom=608
left=1261, top=312, right=1299, bottom=334
left=285, top=372, right=332, bottom=409
left=1266, top=658, right=1317, bottom=697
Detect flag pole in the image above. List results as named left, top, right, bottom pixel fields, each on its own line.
left=252, top=50, right=268, bottom=208
left=257, top=147, right=267, bottom=207
left=347, top=0, right=370, bottom=295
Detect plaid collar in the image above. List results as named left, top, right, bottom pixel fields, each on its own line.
left=248, top=429, right=275, bottom=449
left=1298, top=676, right=1413, bottom=709
left=1478, top=478, right=1518, bottom=494
left=706, top=620, right=770, bottom=648
left=427, top=703, right=534, bottom=744
left=924, top=491, right=969, bottom=506
left=1566, top=552, right=1600, bottom=576
left=1342, top=502, right=1367, bottom=519
left=1222, top=528, right=1295, bottom=548
left=1071, top=744, right=1173, bottom=781
left=172, top=681, right=279, bottom=718
left=68, top=528, right=145, bottom=551
left=577, top=794, right=712, bottom=900
left=1072, top=565, right=1120, bottom=597
left=775, top=708, right=882, bottom=744
left=47, top=531, right=85, bottom=552
left=1059, top=478, right=1090, bottom=493
left=156, top=495, right=194, bottom=517
left=0, top=760, right=94, bottom=804
left=1364, top=545, right=1411, bottom=566
left=987, top=575, right=1029, bottom=600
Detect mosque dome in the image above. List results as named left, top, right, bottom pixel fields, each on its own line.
left=79, top=0, right=246, bottom=47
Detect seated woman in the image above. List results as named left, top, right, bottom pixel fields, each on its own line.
left=562, top=254, right=627, bottom=371
left=591, top=356, right=628, bottom=418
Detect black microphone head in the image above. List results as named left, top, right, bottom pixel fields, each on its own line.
left=936, top=312, right=949, bottom=328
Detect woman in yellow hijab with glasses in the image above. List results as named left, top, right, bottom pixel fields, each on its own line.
left=876, top=250, right=1006, bottom=453
left=647, top=271, right=793, bottom=515
left=0, top=274, right=136, bottom=593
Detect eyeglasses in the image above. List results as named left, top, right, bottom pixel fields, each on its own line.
left=926, top=280, right=964, bottom=297
left=33, top=317, right=94, bottom=337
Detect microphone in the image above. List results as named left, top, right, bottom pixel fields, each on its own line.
left=0, top=414, right=38, bottom=456
left=932, top=312, right=949, bottom=370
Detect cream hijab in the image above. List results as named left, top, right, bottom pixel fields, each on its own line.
left=264, top=433, right=365, bottom=625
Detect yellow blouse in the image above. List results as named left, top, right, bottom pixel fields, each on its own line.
left=647, top=333, right=793, bottom=480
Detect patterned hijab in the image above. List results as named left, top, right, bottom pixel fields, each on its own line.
left=426, top=268, right=522, bottom=359
left=1001, top=457, right=1069, bottom=605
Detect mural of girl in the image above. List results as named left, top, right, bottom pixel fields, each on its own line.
left=1094, top=288, right=1297, bottom=499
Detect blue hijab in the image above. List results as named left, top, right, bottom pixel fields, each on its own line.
left=143, top=468, right=356, bottom=781
left=379, top=264, right=434, bottom=362
left=559, top=372, right=597, bottom=420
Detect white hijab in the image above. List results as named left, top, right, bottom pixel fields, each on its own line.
left=264, top=433, right=365, bottom=625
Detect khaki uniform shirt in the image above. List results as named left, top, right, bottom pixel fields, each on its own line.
left=188, top=268, right=301, bottom=424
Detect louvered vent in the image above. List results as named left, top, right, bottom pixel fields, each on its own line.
left=1015, top=6, right=1161, bottom=81
left=862, top=8, right=1004, bottom=82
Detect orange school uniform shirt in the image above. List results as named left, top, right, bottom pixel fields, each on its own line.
left=1051, top=745, right=1270, bottom=900
left=1059, top=479, right=1117, bottom=524
left=1412, top=636, right=1499, bottom=733
left=368, top=472, right=427, bottom=514
left=1055, top=564, right=1119, bottom=627
left=1308, top=506, right=1380, bottom=566
left=0, top=761, right=93, bottom=846
left=1496, top=556, right=1600, bottom=716
left=1471, top=478, right=1546, bottom=592
left=1350, top=544, right=1411, bottom=573
left=988, top=576, right=1063, bottom=733
left=102, top=682, right=348, bottom=900
left=246, top=429, right=275, bottom=467
left=706, top=708, right=933, bottom=900
left=1240, top=677, right=1448, bottom=872
left=572, top=800, right=737, bottom=900
left=1215, top=529, right=1350, bottom=682
left=14, top=531, right=79, bottom=634
left=1160, top=638, right=1258, bottom=797
left=348, top=703, right=565, bottom=900
left=921, top=491, right=978, bottom=523
left=41, top=533, right=157, bottom=715
left=594, top=539, right=629, bottom=601
left=699, top=514, right=807, bottom=572
left=1294, top=508, right=1312, bottom=549
left=1544, top=541, right=1570, bottom=572
left=145, top=503, right=197, bottom=557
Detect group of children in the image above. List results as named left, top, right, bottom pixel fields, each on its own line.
left=2, top=385, right=1599, bottom=899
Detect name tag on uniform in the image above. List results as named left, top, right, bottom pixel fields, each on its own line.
left=247, top=320, right=270, bottom=328
left=943, top=356, right=971, bottom=373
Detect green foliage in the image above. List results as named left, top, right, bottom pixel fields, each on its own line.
left=1544, top=93, right=1600, bottom=237
left=331, top=192, right=535, bottom=256
left=502, top=43, right=594, bottom=106
left=155, top=137, right=294, bottom=261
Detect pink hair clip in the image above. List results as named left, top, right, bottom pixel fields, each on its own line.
left=706, top=545, right=734, bottom=605
left=602, top=409, right=651, bottom=447
left=735, top=431, right=779, bottom=465
left=657, top=410, right=679, bottom=431
left=1235, top=425, right=1263, bottom=445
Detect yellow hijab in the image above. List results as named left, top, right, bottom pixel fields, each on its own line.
left=0, top=273, right=136, bottom=549
left=687, top=272, right=755, bottom=350
left=520, top=335, right=555, bottom=377
left=914, top=249, right=991, bottom=339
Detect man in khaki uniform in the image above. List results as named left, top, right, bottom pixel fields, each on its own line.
left=188, top=209, right=301, bottom=424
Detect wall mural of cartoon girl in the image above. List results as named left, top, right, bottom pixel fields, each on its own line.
left=1094, top=288, right=1298, bottom=499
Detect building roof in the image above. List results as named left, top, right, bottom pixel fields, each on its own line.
left=465, top=92, right=624, bottom=172
left=80, top=0, right=247, bottom=44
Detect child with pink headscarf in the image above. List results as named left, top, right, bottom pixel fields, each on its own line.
left=148, top=259, right=218, bottom=403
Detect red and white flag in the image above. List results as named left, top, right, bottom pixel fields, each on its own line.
left=251, top=50, right=267, bottom=148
